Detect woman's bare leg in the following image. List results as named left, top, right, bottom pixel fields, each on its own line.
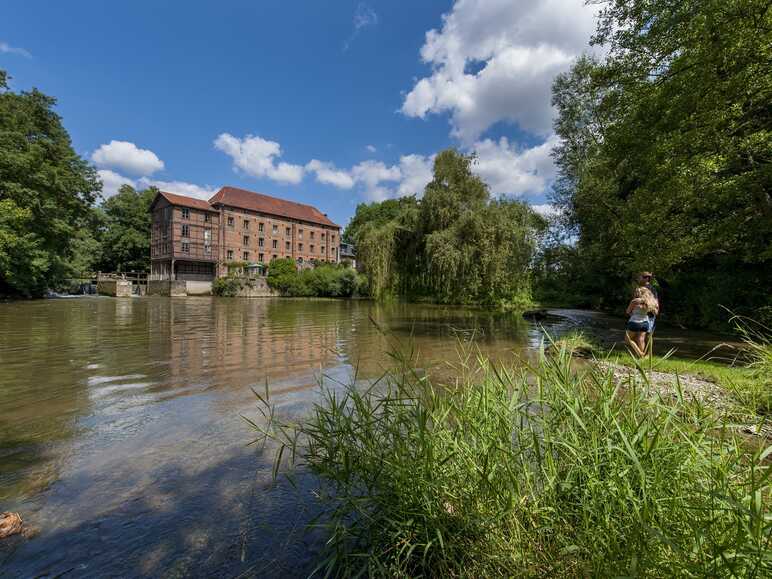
left=625, top=331, right=645, bottom=357
left=636, top=332, right=647, bottom=356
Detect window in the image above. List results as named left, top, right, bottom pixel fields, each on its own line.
left=243, top=219, right=249, bottom=229
left=285, top=227, right=291, bottom=236
left=227, top=249, right=234, bottom=260
left=285, top=241, right=290, bottom=250
left=181, top=224, right=190, bottom=237
left=258, top=237, right=264, bottom=247
left=298, top=229, right=303, bottom=239
left=259, top=222, right=264, bottom=232
left=310, top=244, right=315, bottom=253
left=298, top=243, right=303, bottom=252
left=272, top=239, right=278, bottom=249
left=331, top=234, right=336, bottom=242
left=204, top=213, right=211, bottom=223
left=258, top=253, right=264, bottom=262
left=321, top=246, right=325, bottom=254
left=310, top=231, right=315, bottom=240
left=273, top=224, right=278, bottom=234
left=243, top=235, right=250, bottom=245
left=227, top=216, right=234, bottom=227
left=321, top=232, right=325, bottom=239
left=181, top=208, right=190, bottom=219
left=243, top=251, right=250, bottom=261
left=272, top=254, right=277, bottom=261
left=204, top=229, right=212, bottom=254
left=182, top=241, right=190, bottom=253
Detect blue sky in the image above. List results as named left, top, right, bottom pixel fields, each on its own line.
left=1, top=0, right=598, bottom=227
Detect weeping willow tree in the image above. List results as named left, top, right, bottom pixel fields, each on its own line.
left=347, top=150, right=545, bottom=305
left=356, top=220, right=399, bottom=300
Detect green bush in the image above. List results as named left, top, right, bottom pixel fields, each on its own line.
left=253, top=345, right=771, bottom=577
left=212, top=276, right=245, bottom=297
left=266, top=259, right=367, bottom=298
left=266, top=258, right=300, bottom=295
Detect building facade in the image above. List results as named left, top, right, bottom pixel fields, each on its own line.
left=150, top=186, right=340, bottom=281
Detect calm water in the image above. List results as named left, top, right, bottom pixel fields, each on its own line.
left=0, top=298, right=733, bottom=577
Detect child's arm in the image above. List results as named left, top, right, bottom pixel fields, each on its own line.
left=626, top=299, right=638, bottom=315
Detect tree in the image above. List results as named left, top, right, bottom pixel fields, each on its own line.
left=351, top=150, right=545, bottom=305
left=97, top=185, right=157, bottom=272
left=343, top=197, right=416, bottom=244
left=549, top=0, right=772, bottom=326
left=0, top=70, right=101, bottom=296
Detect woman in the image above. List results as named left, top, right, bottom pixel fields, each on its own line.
left=625, top=286, right=658, bottom=357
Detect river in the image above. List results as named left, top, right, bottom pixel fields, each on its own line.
left=0, top=297, right=734, bottom=577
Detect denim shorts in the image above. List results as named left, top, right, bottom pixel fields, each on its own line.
left=627, top=320, right=649, bottom=333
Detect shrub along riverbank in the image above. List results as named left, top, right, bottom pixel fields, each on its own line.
left=212, top=259, right=367, bottom=298
left=266, top=258, right=367, bottom=298
left=252, top=340, right=771, bottom=577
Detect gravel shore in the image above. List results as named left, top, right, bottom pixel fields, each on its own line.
left=597, top=361, right=771, bottom=439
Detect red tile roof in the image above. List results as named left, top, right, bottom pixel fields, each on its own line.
left=209, top=186, right=339, bottom=228
left=153, top=191, right=218, bottom=212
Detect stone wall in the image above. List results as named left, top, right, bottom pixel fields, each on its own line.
left=97, top=279, right=133, bottom=297
left=235, top=277, right=277, bottom=298
left=186, top=280, right=213, bottom=296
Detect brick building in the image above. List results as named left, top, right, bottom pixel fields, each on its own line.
left=149, top=186, right=340, bottom=281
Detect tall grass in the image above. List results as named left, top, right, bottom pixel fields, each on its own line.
left=729, top=314, right=772, bottom=415
left=250, top=343, right=771, bottom=577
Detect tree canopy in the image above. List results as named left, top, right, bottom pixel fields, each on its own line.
left=350, top=150, right=545, bottom=306
left=0, top=70, right=101, bottom=295
left=96, top=185, right=157, bottom=273
left=547, top=0, right=772, bottom=326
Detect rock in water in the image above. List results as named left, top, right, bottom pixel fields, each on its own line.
left=0, top=512, right=23, bottom=539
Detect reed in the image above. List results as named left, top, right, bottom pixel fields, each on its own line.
left=249, top=342, right=771, bottom=577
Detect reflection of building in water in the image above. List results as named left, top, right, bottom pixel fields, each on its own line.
left=162, top=299, right=344, bottom=396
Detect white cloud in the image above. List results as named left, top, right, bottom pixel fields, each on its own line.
left=348, top=156, right=434, bottom=201
left=98, top=169, right=135, bottom=198
left=353, top=3, right=378, bottom=30
left=138, top=178, right=218, bottom=200
left=401, top=0, right=597, bottom=142
left=0, top=41, right=31, bottom=58
left=305, top=159, right=355, bottom=189
left=350, top=160, right=401, bottom=201
left=366, top=144, right=377, bottom=153
left=344, top=3, right=379, bottom=50
left=97, top=168, right=216, bottom=201
left=91, top=140, right=165, bottom=176
left=470, top=134, right=558, bottom=197
left=303, top=154, right=434, bottom=202
left=214, top=133, right=304, bottom=185
left=396, top=154, right=434, bottom=197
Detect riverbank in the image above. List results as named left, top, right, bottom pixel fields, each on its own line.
left=256, top=342, right=771, bottom=577
left=549, top=329, right=771, bottom=434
